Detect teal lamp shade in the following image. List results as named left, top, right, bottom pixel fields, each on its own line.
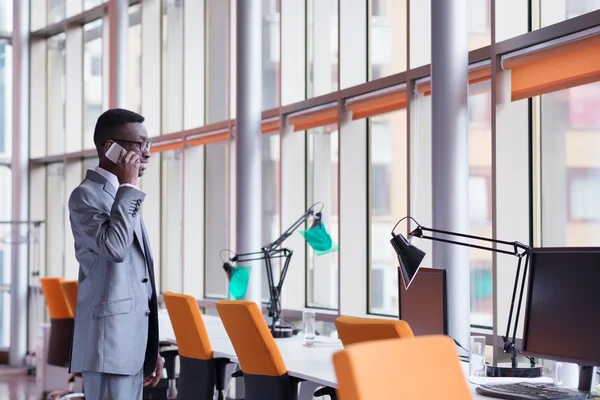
left=298, top=212, right=339, bottom=256
left=227, top=266, right=251, bottom=300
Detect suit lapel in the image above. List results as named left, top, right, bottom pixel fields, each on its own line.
left=140, top=218, right=156, bottom=290
left=134, top=219, right=146, bottom=260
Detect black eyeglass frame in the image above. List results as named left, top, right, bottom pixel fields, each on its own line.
left=107, top=139, right=152, bottom=152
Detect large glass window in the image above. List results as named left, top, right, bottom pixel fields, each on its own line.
left=262, top=0, right=280, bottom=109
left=369, top=109, right=407, bottom=315
left=306, top=124, right=339, bottom=310
left=307, top=0, right=338, bottom=97
left=161, top=149, right=183, bottom=292
left=46, top=163, right=65, bottom=278
left=0, top=42, right=11, bottom=157
left=47, top=34, right=66, bottom=156
left=468, top=86, right=493, bottom=328
left=542, top=0, right=600, bottom=27
left=0, top=165, right=11, bottom=348
left=369, top=0, right=407, bottom=79
left=0, top=0, right=11, bottom=31
left=128, top=5, right=142, bottom=114
left=261, top=132, right=281, bottom=301
left=83, top=20, right=103, bottom=150
left=162, top=0, right=183, bottom=134
left=205, top=141, right=229, bottom=298
left=48, top=0, right=66, bottom=25
left=541, top=82, right=600, bottom=246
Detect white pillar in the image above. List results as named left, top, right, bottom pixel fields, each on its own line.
left=10, top=0, right=29, bottom=366
left=431, top=0, right=471, bottom=346
left=108, top=0, right=129, bottom=108
left=236, top=0, right=262, bottom=305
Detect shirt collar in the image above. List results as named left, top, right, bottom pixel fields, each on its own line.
left=94, top=167, right=120, bottom=191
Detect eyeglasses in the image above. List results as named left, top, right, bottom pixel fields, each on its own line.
left=111, top=139, right=152, bottom=152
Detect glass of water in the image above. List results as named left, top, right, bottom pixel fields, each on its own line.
left=303, top=310, right=316, bottom=346
left=469, top=336, right=486, bottom=377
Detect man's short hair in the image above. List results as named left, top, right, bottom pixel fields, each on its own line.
left=93, top=108, right=145, bottom=149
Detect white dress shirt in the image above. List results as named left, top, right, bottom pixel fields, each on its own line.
left=94, top=166, right=137, bottom=191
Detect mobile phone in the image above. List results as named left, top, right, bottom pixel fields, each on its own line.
left=106, top=142, right=124, bottom=164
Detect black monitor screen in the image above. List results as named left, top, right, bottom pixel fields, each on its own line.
left=398, top=267, right=447, bottom=336
left=522, top=247, right=600, bottom=366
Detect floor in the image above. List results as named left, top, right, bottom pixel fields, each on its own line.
left=0, top=375, right=42, bottom=400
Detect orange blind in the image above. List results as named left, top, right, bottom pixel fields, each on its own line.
left=346, top=89, right=407, bottom=120
left=416, top=66, right=492, bottom=96
left=288, top=106, right=338, bottom=132
left=503, top=35, right=600, bottom=101
left=261, top=119, right=280, bottom=134
left=186, top=132, right=229, bottom=147
left=150, top=140, right=183, bottom=153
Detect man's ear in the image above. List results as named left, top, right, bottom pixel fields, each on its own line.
left=103, top=140, right=114, bottom=153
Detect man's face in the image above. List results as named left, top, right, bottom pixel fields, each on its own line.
left=104, top=122, right=151, bottom=177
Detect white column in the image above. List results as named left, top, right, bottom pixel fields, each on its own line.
left=10, top=0, right=29, bottom=366
left=108, top=0, right=129, bottom=108
left=431, top=0, right=471, bottom=346
left=236, top=0, right=262, bottom=305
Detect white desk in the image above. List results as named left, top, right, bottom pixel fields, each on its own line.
left=158, top=309, right=551, bottom=399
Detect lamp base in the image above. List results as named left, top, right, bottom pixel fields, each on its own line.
left=486, top=364, right=543, bottom=378
left=270, top=325, right=295, bottom=338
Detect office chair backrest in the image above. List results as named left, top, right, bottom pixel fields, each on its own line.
left=333, top=335, right=471, bottom=400
left=334, top=315, right=414, bottom=347
left=163, top=291, right=213, bottom=360
left=40, top=277, right=75, bottom=368
left=40, top=277, right=73, bottom=319
left=216, top=300, right=287, bottom=376
left=60, top=280, right=78, bottom=317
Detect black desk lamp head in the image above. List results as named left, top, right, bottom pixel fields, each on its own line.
left=390, top=227, right=425, bottom=290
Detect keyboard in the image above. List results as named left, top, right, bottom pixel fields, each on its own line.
left=476, top=382, right=588, bottom=400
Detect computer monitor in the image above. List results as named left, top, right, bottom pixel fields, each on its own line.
left=522, top=247, right=600, bottom=389
left=398, top=267, right=447, bottom=336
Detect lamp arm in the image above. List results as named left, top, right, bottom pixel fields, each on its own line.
left=263, top=202, right=323, bottom=253
left=414, top=226, right=530, bottom=256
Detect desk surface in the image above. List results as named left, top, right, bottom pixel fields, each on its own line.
left=158, top=308, right=552, bottom=398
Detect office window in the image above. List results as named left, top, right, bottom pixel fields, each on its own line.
left=162, top=0, right=183, bottom=134
left=128, top=5, right=142, bottom=114
left=262, top=133, right=281, bottom=301
left=495, top=0, right=528, bottom=42
left=84, top=0, right=104, bottom=12
left=205, top=141, right=229, bottom=298
left=206, top=0, right=229, bottom=124
left=0, top=165, right=11, bottom=348
left=541, top=82, right=600, bottom=247
left=262, top=0, right=280, bottom=110
left=47, top=34, right=66, bottom=156
left=369, top=110, right=407, bottom=316
left=0, top=42, right=11, bottom=156
left=0, top=0, right=12, bottom=31
left=161, top=150, right=183, bottom=292
left=370, top=0, right=406, bottom=79
left=48, top=0, right=66, bottom=24
left=410, top=86, right=493, bottom=326
left=46, top=163, right=65, bottom=278
left=468, top=0, right=491, bottom=49
left=84, top=20, right=103, bottom=150
left=306, top=124, right=339, bottom=310
left=281, top=0, right=307, bottom=106
left=542, top=0, right=600, bottom=27
left=307, top=0, right=338, bottom=97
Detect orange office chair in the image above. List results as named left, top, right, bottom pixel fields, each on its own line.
left=334, top=315, right=414, bottom=347
left=333, top=335, right=472, bottom=400
left=216, top=300, right=336, bottom=400
left=163, top=292, right=234, bottom=400
left=40, top=277, right=84, bottom=400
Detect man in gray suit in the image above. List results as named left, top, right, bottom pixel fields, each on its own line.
left=68, top=109, right=163, bottom=399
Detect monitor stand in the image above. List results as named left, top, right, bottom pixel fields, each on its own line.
left=578, top=365, right=595, bottom=392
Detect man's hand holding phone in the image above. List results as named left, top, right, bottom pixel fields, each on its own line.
left=116, top=149, right=141, bottom=186
left=107, top=142, right=140, bottom=186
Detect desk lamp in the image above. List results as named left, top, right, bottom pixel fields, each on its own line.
left=223, top=202, right=338, bottom=338
left=390, top=216, right=542, bottom=378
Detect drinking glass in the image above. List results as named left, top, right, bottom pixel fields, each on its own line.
left=303, top=310, right=316, bottom=346
left=469, top=336, right=486, bottom=377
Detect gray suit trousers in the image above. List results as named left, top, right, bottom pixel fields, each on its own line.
left=82, top=369, right=143, bottom=400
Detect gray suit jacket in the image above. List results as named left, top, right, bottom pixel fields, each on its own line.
left=68, top=170, right=159, bottom=375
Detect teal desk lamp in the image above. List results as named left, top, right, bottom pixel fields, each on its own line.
left=223, top=202, right=338, bottom=338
